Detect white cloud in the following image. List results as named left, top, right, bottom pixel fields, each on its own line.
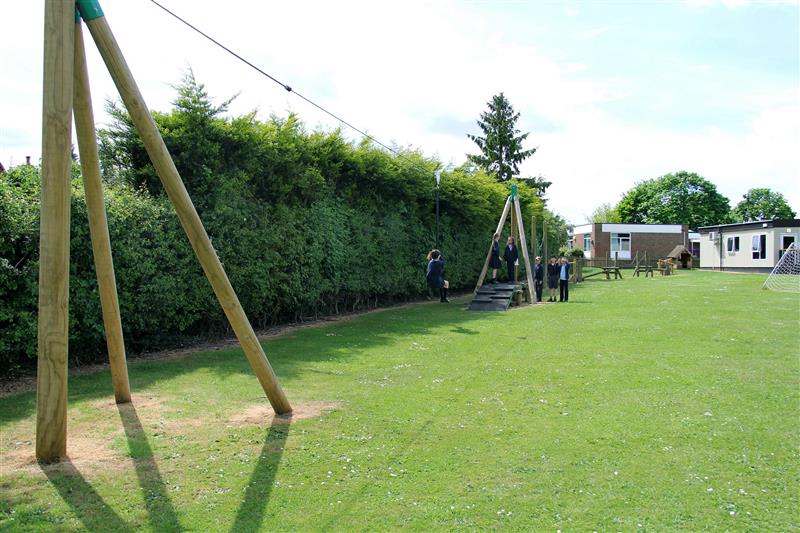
left=2, top=0, right=797, bottom=225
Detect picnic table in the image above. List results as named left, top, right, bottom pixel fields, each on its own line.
left=633, top=265, right=654, bottom=277
left=584, top=266, right=623, bottom=280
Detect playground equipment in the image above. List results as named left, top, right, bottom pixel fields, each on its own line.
left=469, top=185, right=534, bottom=310
left=764, top=242, right=800, bottom=292
left=36, top=0, right=290, bottom=462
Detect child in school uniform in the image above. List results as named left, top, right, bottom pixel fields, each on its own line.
left=546, top=256, right=559, bottom=302
left=489, top=233, right=502, bottom=283
left=503, top=236, right=519, bottom=282
left=426, top=249, right=449, bottom=303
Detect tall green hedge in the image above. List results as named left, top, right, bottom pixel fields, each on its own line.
left=0, top=74, right=564, bottom=374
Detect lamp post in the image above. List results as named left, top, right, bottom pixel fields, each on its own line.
left=435, top=170, right=441, bottom=249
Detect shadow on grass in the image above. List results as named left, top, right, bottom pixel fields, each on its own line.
left=1, top=300, right=489, bottom=425
left=42, top=459, right=134, bottom=532
left=229, top=417, right=290, bottom=533
left=117, top=402, right=182, bottom=532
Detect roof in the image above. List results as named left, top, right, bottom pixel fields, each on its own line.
left=666, top=245, right=692, bottom=259
left=697, top=219, right=800, bottom=233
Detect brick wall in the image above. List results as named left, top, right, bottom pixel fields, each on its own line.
left=590, top=224, right=688, bottom=260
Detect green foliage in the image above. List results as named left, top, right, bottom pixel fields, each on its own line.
left=587, top=202, right=621, bottom=223
left=732, top=188, right=796, bottom=222
left=467, top=93, right=536, bottom=182
left=616, top=171, right=731, bottom=229
left=558, top=246, right=585, bottom=258
left=2, top=74, right=558, bottom=374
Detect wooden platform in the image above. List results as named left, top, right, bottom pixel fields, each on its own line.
left=468, top=283, right=519, bottom=311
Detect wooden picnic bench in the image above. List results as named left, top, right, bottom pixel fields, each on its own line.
left=633, top=265, right=654, bottom=277
left=584, top=266, right=623, bottom=280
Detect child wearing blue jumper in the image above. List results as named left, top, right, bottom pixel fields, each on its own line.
left=426, top=249, right=449, bottom=303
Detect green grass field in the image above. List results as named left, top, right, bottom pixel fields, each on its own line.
left=1, top=271, right=798, bottom=531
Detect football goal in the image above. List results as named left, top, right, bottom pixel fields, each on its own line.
left=763, top=242, right=800, bottom=293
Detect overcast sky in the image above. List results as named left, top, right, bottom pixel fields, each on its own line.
left=2, top=0, right=798, bottom=224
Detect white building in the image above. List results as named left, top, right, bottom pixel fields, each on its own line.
left=697, top=219, right=799, bottom=272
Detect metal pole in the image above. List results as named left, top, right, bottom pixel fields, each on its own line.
left=435, top=170, right=441, bottom=249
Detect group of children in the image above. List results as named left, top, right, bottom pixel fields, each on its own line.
left=426, top=233, right=573, bottom=304
left=534, top=255, right=571, bottom=303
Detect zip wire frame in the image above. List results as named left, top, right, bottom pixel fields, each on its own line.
left=36, top=0, right=291, bottom=462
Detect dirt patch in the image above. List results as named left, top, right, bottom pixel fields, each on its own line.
left=228, top=400, right=342, bottom=426
left=1, top=398, right=341, bottom=476
left=2, top=433, right=125, bottom=476
left=89, top=392, right=165, bottom=412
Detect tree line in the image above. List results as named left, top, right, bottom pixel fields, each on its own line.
left=0, top=75, right=567, bottom=374
left=587, top=172, right=795, bottom=228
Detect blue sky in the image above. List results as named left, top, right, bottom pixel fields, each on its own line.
left=1, top=0, right=798, bottom=224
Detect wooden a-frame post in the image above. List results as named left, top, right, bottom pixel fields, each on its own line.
left=473, top=185, right=534, bottom=301
left=36, top=0, right=291, bottom=462
left=73, top=19, right=131, bottom=404
left=37, top=0, right=75, bottom=462
left=474, top=196, right=511, bottom=292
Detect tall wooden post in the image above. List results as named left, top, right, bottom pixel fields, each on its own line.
left=82, top=8, right=291, bottom=414
left=531, top=215, right=538, bottom=259
left=513, top=199, right=535, bottom=302
left=37, top=0, right=75, bottom=462
left=474, top=197, right=512, bottom=292
left=73, top=21, right=131, bottom=404
left=542, top=217, right=549, bottom=261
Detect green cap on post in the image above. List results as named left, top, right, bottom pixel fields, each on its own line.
left=76, top=0, right=104, bottom=21
left=511, top=183, right=518, bottom=200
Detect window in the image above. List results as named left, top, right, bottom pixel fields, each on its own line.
left=610, top=233, right=630, bottom=252
left=752, top=234, right=767, bottom=259
left=583, top=235, right=591, bottom=251
left=726, top=236, right=739, bottom=253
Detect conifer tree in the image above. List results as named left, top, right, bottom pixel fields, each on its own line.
left=467, top=93, right=536, bottom=182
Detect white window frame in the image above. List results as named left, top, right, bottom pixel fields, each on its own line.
left=751, top=234, right=766, bottom=260
left=583, top=234, right=591, bottom=251
left=726, top=236, right=739, bottom=254
left=609, top=232, right=631, bottom=260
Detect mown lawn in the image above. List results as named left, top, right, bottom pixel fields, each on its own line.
left=1, top=271, right=798, bottom=531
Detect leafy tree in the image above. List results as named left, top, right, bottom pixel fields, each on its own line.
left=616, top=171, right=731, bottom=229
left=467, top=93, right=536, bottom=182
left=519, top=174, right=552, bottom=201
left=587, top=202, right=621, bottom=223
left=732, top=188, right=796, bottom=222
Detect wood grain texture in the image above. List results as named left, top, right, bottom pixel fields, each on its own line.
left=37, top=0, right=75, bottom=462
left=85, top=16, right=291, bottom=414
left=73, top=22, right=131, bottom=404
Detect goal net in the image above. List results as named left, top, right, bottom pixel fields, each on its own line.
left=763, top=242, right=800, bottom=293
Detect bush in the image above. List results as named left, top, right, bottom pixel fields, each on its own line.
left=558, top=247, right=586, bottom=259
left=0, top=74, right=565, bottom=374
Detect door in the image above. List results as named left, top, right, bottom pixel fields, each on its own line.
left=780, top=234, right=797, bottom=258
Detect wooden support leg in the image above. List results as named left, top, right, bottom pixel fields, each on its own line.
left=37, top=0, right=75, bottom=462
left=474, top=197, right=512, bottom=293
left=513, top=199, right=535, bottom=302
left=84, top=15, right=291, bottom=414
left=73, top=22, right=131, bottom=404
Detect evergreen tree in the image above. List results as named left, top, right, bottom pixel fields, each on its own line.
left=467, top=93, right=536, bottom=182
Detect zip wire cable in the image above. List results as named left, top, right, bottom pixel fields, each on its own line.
left=148, top=0, right=430, bottom=170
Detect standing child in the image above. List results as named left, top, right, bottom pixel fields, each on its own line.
left=489, top=233, right=501, bottom=283
left=503, top=236, right=519, bottom=282
left=546, top=256, right=559, bottom=302
left=559, top=256, right=571, bottom=302
left=426, top=249, right=449, bottom=303
left=533, top=256, right=544, bottom=302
